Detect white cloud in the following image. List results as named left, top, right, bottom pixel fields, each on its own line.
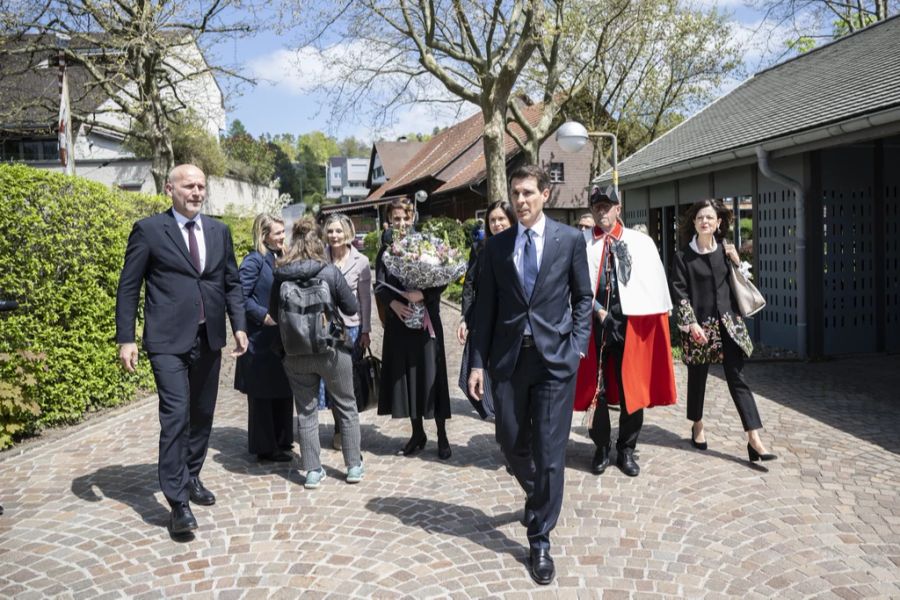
left=246, top=42, right=372, bottom=96
left=243, top=42, right=479, bottom=141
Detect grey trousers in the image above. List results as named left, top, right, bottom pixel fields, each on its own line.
left=283, top=349, right=361, bottom=472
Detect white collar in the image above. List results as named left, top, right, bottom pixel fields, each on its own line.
left=173, top=210, right=201, bottom=230
left=517, top=213, right=546, bottom=238
left=689, top=234, right=717, bottom=255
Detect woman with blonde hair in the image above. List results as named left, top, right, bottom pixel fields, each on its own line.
left=320, top=213, right=372, bottom=449
left=270, top=217, right=363, bottom=487
left=234, top=213, right=294, bottom=462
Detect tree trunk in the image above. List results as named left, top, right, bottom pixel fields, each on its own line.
left=481, top=107, right=509, bottom=206
left=150, top=135, right=175, bottom=194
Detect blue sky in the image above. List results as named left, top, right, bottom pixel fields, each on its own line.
left=223, top=1, right=787, bottom=143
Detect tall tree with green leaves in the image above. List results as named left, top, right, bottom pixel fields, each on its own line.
left=750, top=0, right=895, bottom=57
left=2, top=0, right=256, bottom=192
left=296, top=0, right=548, bottom=204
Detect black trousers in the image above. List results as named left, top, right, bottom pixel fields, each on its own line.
left=247, top=395, right=294, bottom=455
left=589, top=347, right=643, bottom=451
left=492, top=346, right=576, bottom=552
left=149, top=326, right=221, bottom=506
left=686, top=325, right=762, bottom=431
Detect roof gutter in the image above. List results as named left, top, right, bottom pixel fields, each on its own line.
left=756, top=146, right=807, bottom=359
left=596, top=104, right=900, bottom=187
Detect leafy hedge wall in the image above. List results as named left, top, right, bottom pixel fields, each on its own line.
left=0, top=165, right=168, bottom=448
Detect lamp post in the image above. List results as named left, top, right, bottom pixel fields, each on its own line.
left=556, top=121, right=619, bottom=202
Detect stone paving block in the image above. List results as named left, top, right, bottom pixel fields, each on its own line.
left=1, top=297, right=899, bottom=597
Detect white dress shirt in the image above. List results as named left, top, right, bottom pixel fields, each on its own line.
left=173, top=210, right=207, bottom=272
left=513, top=213, right=546, bottom=290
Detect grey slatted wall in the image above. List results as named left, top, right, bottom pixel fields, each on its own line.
left=757, top=188, right=799, bottom=351
left=821, top=146, right=877, bottom=354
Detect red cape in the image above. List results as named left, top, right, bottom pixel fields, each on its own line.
left=573, top=314, right=677, bottom=413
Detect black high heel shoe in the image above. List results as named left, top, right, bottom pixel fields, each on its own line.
left=747, top=443, right=777, bottom=462
left=437, top=437, right=452, bottom=460
left=690, top=427, right=708, bottom=451
left=398, top=434, right=427, bottom=456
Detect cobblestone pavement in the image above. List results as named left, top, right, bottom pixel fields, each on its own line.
left=1, top=298, right=899, bottom=599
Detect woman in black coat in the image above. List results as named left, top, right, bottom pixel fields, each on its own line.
left=456, top=200, right=515, bottom=419
left=670, top=199, right=776, bottom=463
left=376, top=198, right=452, bottom=460
left=234, top=213, right=294, bottom=462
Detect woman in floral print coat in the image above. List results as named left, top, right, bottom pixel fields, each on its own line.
left=670, top=199, right=777, bottom=463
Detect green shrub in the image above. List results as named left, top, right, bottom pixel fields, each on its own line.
left=0, top=165, right=167, bottom=447
left=215, top=213, right=255, bottom=260
left=362, top=230, right=381, bottom=264
left=419, top=217, right=467, bottom=251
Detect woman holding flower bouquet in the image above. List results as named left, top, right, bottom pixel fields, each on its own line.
left=670, top=199, right=776, bottom=462
left=376, top=198, right=456, bottom=460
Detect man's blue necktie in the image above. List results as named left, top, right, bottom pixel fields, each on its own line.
left=523, top=229, right=538, bottom=299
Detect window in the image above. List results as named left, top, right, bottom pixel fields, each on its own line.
left=549, top=162, right=565, bottom=183
left=0, top=138, right=58, bottom=161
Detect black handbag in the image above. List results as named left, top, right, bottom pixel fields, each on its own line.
left=354, top=347, right=381, bottom=412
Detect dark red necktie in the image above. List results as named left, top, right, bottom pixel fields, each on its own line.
left=185, top=221, right=205, bottom=322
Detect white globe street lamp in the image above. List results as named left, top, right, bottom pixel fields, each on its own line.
left=556, top=121, right=619, bottom=201
left=555, top=121, right=591, bottom=153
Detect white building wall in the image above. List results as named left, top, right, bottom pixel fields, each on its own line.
left=205, top=176, right=280, bottom=217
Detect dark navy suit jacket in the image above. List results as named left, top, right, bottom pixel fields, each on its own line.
left=470, top=216, right=593, bottom=381
left=115, top=209, right=246, bottom=354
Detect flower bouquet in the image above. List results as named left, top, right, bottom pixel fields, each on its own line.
left=380, top=231, right=467, bottom=330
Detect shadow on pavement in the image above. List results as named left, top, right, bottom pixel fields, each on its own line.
left=365, top=496, right=526, bottom=564
left=713, top=356, right=900, bottom=455
left=359, top=423, right=507, bottom=472
left=208, top=426, right=296, bottom=482
left=70, top=463, right=171, bottom=527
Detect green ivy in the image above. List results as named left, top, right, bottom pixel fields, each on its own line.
left=0, top=165, right=167, bottom=447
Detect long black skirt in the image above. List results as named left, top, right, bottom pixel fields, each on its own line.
left=378, top=312, right=451, bottom=420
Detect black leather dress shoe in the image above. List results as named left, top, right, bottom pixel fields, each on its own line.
left=188, top=477, right=216, bottom=506
left=529, top=548, right=555, bottom=585
left=591, top=445, right=611, bottom=475
left=169, top=503, right=198, bottom=535
left=617, top=448, right=640, bottom=477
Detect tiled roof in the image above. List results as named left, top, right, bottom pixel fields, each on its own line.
left=367, top=102, right=546, bottom=200
left=607, top=15, right=900, bottom=183
left=373, top=140, right=425, bottom=179
left=0, top=48, right=107, bottom=129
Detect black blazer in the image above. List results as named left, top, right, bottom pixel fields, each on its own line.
left=115, top=209, right=246, bottom=354
left=470, top=217, right=593, bottom=380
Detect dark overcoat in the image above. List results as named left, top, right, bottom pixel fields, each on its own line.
left=234, top=250, right=291, bottom=398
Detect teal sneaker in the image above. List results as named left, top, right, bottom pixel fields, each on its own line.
left=304, top=467, right=326, bottom=489
left=346, top=463, right=364, bottom=484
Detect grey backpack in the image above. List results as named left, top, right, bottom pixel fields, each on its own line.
left=277, top=269, right=347, bottom=355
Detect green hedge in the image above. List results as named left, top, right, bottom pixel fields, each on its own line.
left=0, top=165, right=168, bottom=448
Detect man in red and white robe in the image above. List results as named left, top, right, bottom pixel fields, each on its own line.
left=573, top=186, right=676, bottom=477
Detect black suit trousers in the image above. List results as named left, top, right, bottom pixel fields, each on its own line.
left=492, top=346, right=575, bottom=552
left=149, top=325, right=222, bottom=506
left=589, top=347, right=644, bottom=451
left=685, top=323, right=761, bottom=431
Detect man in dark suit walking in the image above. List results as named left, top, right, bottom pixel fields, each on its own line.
left=469, top=164, right=592, bottom=585
left=116, top=164, right=248, bottom=536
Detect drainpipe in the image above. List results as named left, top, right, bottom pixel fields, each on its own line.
left=755, top=146, right=807, bottom=359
